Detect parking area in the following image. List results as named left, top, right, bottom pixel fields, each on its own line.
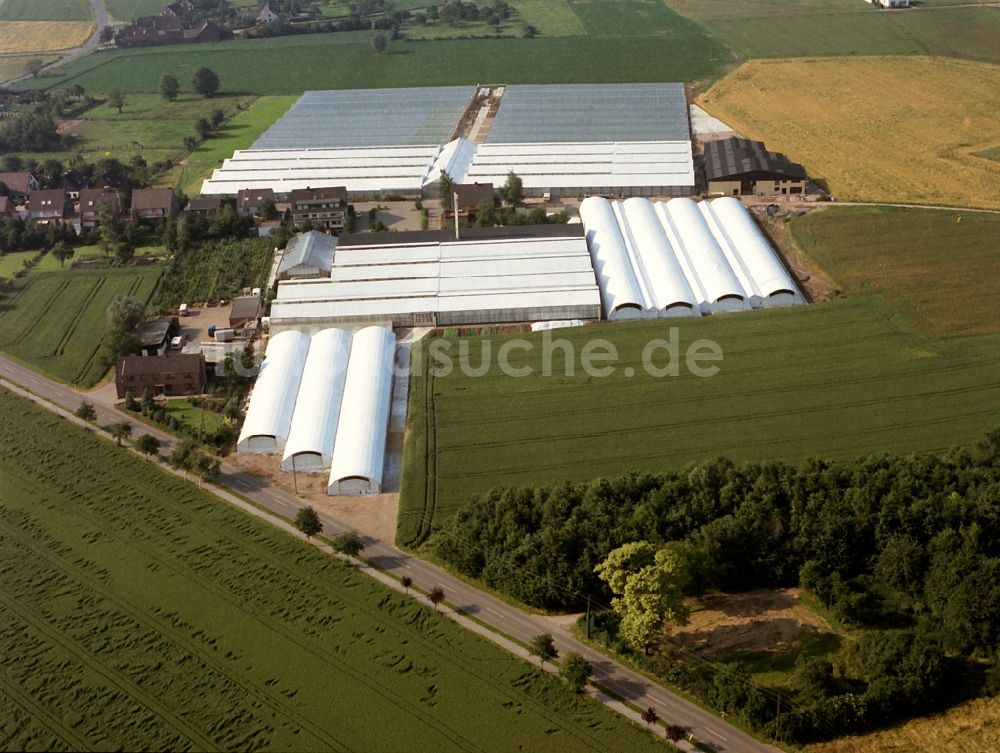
left=168, top=303, right=234, bottom=354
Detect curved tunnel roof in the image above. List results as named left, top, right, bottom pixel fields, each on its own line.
left=328, top=326, right=396, bottom=494
left=579, top=196, right=644, bottom=318
left=280, top=328, right=353, bottom=471
left=620, top=197, right=698, bottom=312
left=237, top=329, right=311, bottom=453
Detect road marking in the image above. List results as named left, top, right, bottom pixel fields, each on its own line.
left=704, top=726, right=728, bottom=742
left=486, top=607, right=503, bottom=618
left=645, top=695, right=666, bottom=708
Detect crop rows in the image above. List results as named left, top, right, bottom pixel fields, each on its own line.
left=155, top=238, right=273, bottom=310
left=0, top=389, right=665, bottom=753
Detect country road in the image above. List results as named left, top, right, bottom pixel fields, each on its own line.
left=0, top=353, right=781, bottom=753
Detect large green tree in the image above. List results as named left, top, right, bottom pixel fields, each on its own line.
left=192, top=67, right=220, bottom=98
left=160, top=75, right=180, bottom=102
left=595, top=541, right=690, bottom=653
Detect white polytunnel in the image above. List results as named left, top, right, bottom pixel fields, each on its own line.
left=578, top=196, right=644, bottom=320
left=236, top=329, right=311, bottom=454
left=280, top=328, right=353, bottom=472
left=659, top=198, right=750, bottom=314
left=620, top=197, right=698, bottom=315
left=328, top=326, right=396, bottom=496
left=706, top=197, right=803, bottom=307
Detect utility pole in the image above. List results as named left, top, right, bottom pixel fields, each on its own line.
left=291, top=455, right=298, bottom=495
left=453, top=190, right=460, bottom=240
left=774, top=691, right=781, bottom=741
left=585, top=594, right=591, bottom=639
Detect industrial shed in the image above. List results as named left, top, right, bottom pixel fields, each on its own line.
left=579, top=196, right=802, bottom=318
left=704, top=137, right=807, bottom=197
left=268, top=236, right=601, bottom=329
left=236, top=330, right=310, bottom=454
left=327, top=326, right=396, bottom=495
left=201, top=83, right=695, bottom=199
left=280, top=328, right=352, bottom=472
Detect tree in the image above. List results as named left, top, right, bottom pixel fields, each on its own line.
left=110, top=420, right=132, bottom=446
left=210, top=108, right=225, bottom=129
left=192, top=67, right=220, bottom=98
left=183, top=135, right=197, bottom=151
left=502, top=170, right=523, bottom=206
left=665, top=724, right=685, bottom=742
left=106, top=295, right=146, bottom=333
left=428, top=586, right=445, bottom=610
left=135, top=433, right=161, bottom=458
left=371, top=31, right=389, bottom=54
left=594, top=541, right=690, bottom=653
left=475, top=196, right=496, bottom=227
left=140, top=387, right=155, bottom=415
left=170, top=438, right=199, bottom=474
left=332, top=531, right=364, bottom=556
left=99, top=26, right=115, bottom=44
left=108, top=89, right=125, bottom=114
left=26, top=58, right=45, bottom=79
left=195, top=117, right=212, bottom=140
left=123, top=391, right=139, bottom=411
left=295, top=506, right=323, bottom=539
left=529, top=633, right=558, bottom=667
left=51, top=240, right=74, bottom=268
left=160, top=75, right=180, bottom=102
left=437, top=170, right=454, bottom=208
left=559, top=652, right=591, bottom=692
left=195, top=452, right=221, bottom=485
left=641, top=706, right=658, bottom=726
left=74, top=401, right=97, bottom=421
left=401, top=575, right=413, bottom=593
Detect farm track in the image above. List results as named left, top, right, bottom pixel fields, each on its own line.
left=1, top=454, right=619, bottom=753
left=0, top=675, right=86, bottom=752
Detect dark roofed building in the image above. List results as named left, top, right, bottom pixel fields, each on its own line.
left=0, top=197, right=12, bottom=217
left=115, top=353, right=206, bottom=399
left=59, top=170, right=86, bottom=200
left=257, top=1, right=280, bottom=24
left=289, top=186, right=348, bottom=231
left=229, top=295, right=262, bottom=329
left=132, top=187, right=179, bottom=224
left=0, top=171, right=40, bottom=198
left=183, top=20, right=227, bottom=43
left=453, top=183, right=495, bottom=212
left=338, top=222, right=584, bottom=247
left=184, top=196, right=223, bottom=214
left=78, top=188, right=123, bottom=228
left=29, top=189, right=71, bottom=223
left=137, top=317, right=179, bottom=356
left=237, top=187, right=275, bottom=217
left=704, top=137, right=808, bottom=196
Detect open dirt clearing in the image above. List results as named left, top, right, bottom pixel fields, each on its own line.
left=699, top=56, right=1000, bottom=209
left=0, top=21, right=92, bottom=54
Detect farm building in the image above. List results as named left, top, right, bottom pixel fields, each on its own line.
left=268, top=235, right=601, bottom=330
left=238, top=326, right=396, bottom=495
left=579, top=196, right=803, bottom=318
left=278, top=231, right=337, bottom=280
left=137, top=317, right=179, bottom=356
left=229, top=295, right=262, bottom=329
left=704, top=137, right=807, bottom=196
left=115, top=354, right=206, bottom=399
left=868, top=0, right=909, bottom=7
left=200, top=84, right=695, bottom=200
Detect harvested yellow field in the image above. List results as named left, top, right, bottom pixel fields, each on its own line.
left=0, top=54, right=55, bottom=84
left=808, top=695, right=1000, bottom=753
left=699, top=57, right=1000, bottom=209
left=0, top=21, right=92, bottom=54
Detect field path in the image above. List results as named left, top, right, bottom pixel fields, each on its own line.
left=1, top=0, right=108, bottom=86
left=0, top=357, right=780, bottom=753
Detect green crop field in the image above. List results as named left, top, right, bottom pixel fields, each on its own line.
left=153, top=237, right=273, bottom=310
left=26, top=28, right=728, bottom=95
left=165, top=95, right=297, bottom=195
left=791, top=207, right=1000, bottom=338
left=0, top=388, right=665, bottom=753
left=398, top=294, right=1000, bottom=546
left=568, top=0, right=704, bottom=36
left=105, top=0, right=176, bottom=21
left=701, top=7, right=1000, bottom=63
left=0, top=266, right=162, bottom=386
left=0, top=0, right=91, bottom=21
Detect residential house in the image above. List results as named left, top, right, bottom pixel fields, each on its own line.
left=289, top=186, right=348, bottom=231
left=442, top=182, right=494, bottom=227
left=115, top=353, right=206, bottom=399
left=277, top=230, right=336, bottom=280
left=59, top=170, right=86, bottom=200
left=236, top=187, right=275, bottom=217
left=95, top=172, right=129, bottom=192
left=0, top=172, right=40, bottom=198
left=115, top=15, right=184, bottom=47
left=132, top=187, right=179, bottom=224
left=29, top=189, right=71, bottom=223
left=162, top=1, right=195, bottom=17
left=78, top=188, right=123, bottom=229
left=257, top=1, right=280, bottom=24
left=184, top=196, right=222, bottom=215
left=183, top=20, right=227, bottom=43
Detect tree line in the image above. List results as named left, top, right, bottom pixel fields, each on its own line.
left=432, top=436, right=1000, bottom=741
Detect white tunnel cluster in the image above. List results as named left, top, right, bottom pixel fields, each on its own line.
left=237, top=325, right=395, bottom=495
left=579, top=196, right=803, bottom=318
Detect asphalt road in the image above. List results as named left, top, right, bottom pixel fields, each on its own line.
left=0, top=353, right=779, bottom=753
